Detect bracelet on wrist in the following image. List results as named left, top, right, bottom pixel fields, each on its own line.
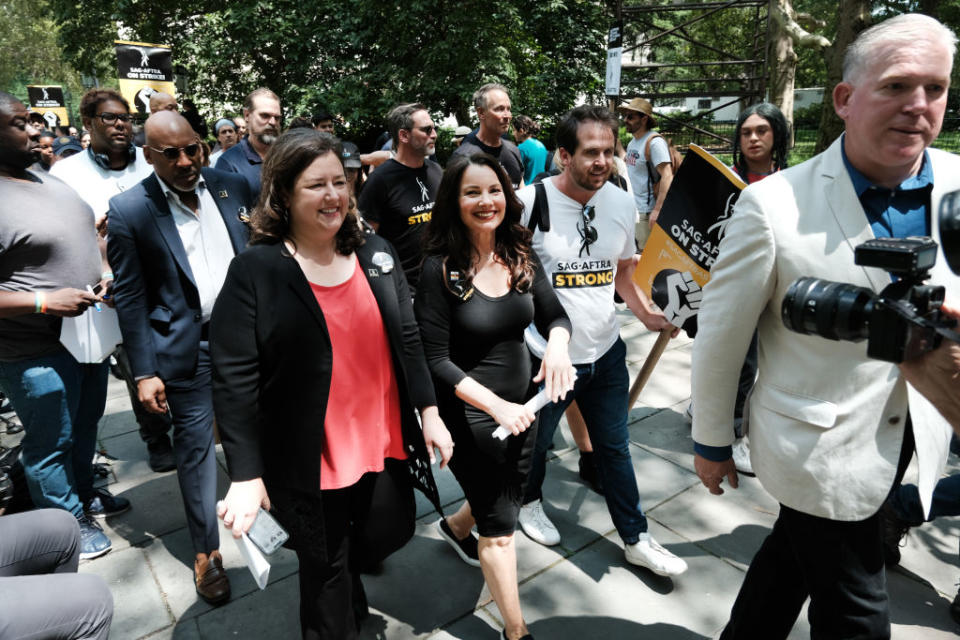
left=35, top=291, right=47, bottom=314
left=101, top=272, right=114, bottom=280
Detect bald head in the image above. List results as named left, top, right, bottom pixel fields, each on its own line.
left=149, top=92, right=178, bottom=114
left=145, top=111, right=193, bottom=145
left=144, top=111, right=201, bottom=192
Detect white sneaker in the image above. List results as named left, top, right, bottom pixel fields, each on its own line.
left=625, top=532, right=688, bottom=576
left=684, top=402, right=693, bottom=423
left=732, top=437, right=754, bottom=476
left=518, top=499, right=561, bottom=546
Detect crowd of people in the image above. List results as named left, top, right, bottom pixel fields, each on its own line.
left=1, top=11, right=960, bottom=640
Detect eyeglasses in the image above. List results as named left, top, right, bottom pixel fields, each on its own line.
left=147, top=143, right=201, bottom=161
left=97, top=112, right=132, bottom=124
left=577, top=205, right=597, bottom=257
left=413, top=125, right=437, bottom=134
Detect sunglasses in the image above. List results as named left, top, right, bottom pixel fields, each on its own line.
left=578, top=205, right=597, bottom=257
left=410, top=125, right=437, bottom=135
left=97, top=112, right=132, bottom=124
left=148, top=143, right=201, bottom=161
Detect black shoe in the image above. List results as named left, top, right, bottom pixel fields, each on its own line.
left=578, top=451, right=604, bottom=495
left=502, top=630, right=534, bottom=640
left=879, top=501, right=910, bottom=566
left=436, top=518, right=481, bottom=567
left=950, top=587, right=960, bottom=625
left=83, top=487, right=131, bottom=519
left=147, top=439, right=177, bottom=473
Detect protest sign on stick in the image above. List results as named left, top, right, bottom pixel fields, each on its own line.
left=628, top=144, right=746, bottom=408
left=115, top=41, right=177, bottom=115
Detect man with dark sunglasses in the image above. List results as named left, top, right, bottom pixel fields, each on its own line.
left=358, top=102, right=442, bottom=290
left=515, top=106, right=686, bottom=577
left=51, top=88, right=178, bottom=475
left=106, top=111, right=252, bottom=606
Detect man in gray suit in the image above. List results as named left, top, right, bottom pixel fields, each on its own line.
left=691, top=13, right=960, bottom=639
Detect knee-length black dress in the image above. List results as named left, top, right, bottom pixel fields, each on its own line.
left=414, top=253, right=571, bottom=536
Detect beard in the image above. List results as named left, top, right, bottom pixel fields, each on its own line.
left=256, top=128, right=279, bottom=146
left=0, top=147, right=38, bottom=170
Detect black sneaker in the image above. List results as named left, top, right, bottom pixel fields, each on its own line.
left=578, top=451, right=604, bottom=495
left=77, top=514, right=112, bottom=559
left=83, top=487, right=131, bottom=519
left=436, top=518, right=481, bottom=568
left=147, top=439, right=177, bottom=473
left=879, top=501, right=910, bottom=566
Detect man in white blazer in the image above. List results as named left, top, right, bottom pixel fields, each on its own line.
left=691, top=13, right=960, bottom=639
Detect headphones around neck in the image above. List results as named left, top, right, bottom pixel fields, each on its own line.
left=87, top=144, right=136, bottom=171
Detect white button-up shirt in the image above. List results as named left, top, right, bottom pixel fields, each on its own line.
left=158, top=177, right=235, bottom=322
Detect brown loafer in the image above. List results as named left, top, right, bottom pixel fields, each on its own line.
left=195, top=551, right=231, bottom=605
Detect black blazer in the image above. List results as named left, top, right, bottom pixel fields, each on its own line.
left=107, top=168, right=251, bottom=381
left=210, top=235, right=440, bottom=508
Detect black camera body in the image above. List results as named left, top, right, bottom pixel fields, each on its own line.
left=782, top=237, right=951, bottom=363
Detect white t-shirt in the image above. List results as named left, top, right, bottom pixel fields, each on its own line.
left=519, top=177, right=635, bottom=364
left=50, top=147, right=153, bottom=222
left=624, top=131, right=670, bottom=213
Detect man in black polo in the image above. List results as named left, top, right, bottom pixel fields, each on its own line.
left=214, top=87, right=281, bottom=200
left=358, top=102, right=441, bottom=290
left=452, top=83, right=523, bottom=189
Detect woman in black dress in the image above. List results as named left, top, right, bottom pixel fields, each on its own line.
left=415, top=153, right=574, bottom=640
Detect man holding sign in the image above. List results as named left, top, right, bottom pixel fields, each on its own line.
left=515, top=105, right=686, bottom=577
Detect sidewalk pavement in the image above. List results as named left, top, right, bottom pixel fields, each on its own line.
left=20, top=310, right=959, bottom=639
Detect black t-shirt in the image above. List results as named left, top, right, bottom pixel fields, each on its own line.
left=358, top=158, right=442, bottom=290
left=452, top=132, right=524, bottom=189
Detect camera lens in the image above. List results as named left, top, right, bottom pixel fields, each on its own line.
left=781, top=277, right=875, bottom=341
left=940, top=190, right=960, bottom=275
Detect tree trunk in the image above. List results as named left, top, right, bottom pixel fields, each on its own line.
left=814, top=0, right=870, bottom=154
left=769, top=0, right=829, bottom=147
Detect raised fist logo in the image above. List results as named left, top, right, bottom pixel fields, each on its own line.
left=662, top=270, right=702, bottom=327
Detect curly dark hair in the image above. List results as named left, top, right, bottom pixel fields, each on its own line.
left=732, top=102, right=790, bottom=178
left=79, top=89, right=129, bottom=119
left=423, top=153, right=534, bottom=292
left=249, top=128, right=364, bottom=255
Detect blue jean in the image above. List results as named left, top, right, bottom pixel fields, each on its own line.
left=888, top=474, right=960, bottom=561
left=523, top=337, right=647, bottom=544
left=0, top=348, right=108, bottom=517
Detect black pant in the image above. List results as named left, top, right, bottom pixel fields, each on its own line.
left=721, top=423, right=915, bottom=639
left=294, top=460, right=414, bottom=640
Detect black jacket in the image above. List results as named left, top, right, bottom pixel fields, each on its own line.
left=210, top=235, right=440, bottom=511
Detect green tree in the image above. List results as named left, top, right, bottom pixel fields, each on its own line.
left=0, top=0, right=87, bottom=117
left=47, top=0, right=607, bottom=142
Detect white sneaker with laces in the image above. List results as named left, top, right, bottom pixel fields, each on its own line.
left=732, top=437, right=754, bottom=476
left=518, top=499, right=561, bottom=546
left=625, top=532, right=688, bottom=576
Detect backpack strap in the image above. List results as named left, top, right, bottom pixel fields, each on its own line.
left=643, top=132, right=665, bottom=203
left=527, top=181, right=550, bottom=233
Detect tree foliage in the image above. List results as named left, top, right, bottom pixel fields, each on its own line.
left=0, top=0, right=86, bottom=109
left=47, top=0, right=606, bottom=142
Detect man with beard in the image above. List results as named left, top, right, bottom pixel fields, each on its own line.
left=452, top=84, right=524, bottom=189
left=51, top=89, right=154, bottom=228
left=0, top=91, right=116, bottom=559
left=358, top=102, right=441, bottom=290
left=215, top=87, right=281, bottom=199
left=514, top=106, right=687, bottom=578
left=51, top=88, right=176, bottom=474
left=107, top=111, right=252, bottom=605
left=620, top=98, right=673, bottom=249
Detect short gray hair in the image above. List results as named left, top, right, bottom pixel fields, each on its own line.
left=473, top=83, right=509, bottom=112
left=843, top=13, right=957, bottom=84
left=386, top=102, right=427, bottom=147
